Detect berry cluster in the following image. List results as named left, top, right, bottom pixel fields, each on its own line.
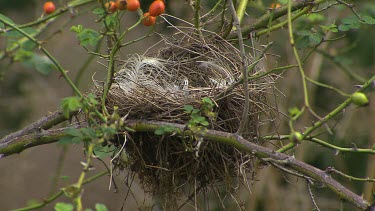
left=43, top=1, right=165, bottom=27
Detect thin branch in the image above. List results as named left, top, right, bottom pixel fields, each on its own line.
left=326, top=167, right=375, bottom=183
left=228, top=0, right=249, bottom=135
left=12, top=170, right=108, bottom=211
left=228, top=0, right=329, bottom=39
left=307, top=182, right=321, bottom=211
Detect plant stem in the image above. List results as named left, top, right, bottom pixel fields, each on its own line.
left=0, top=17, right=83, bottom=97
left=228, top=0, right=249, bottom=135
left=12, top=170, right=107, bottom=211
left=236, top=0, right=249, bottom=24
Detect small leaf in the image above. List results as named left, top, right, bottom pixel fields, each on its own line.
left=200, top=121, right=209, bottom=126
left=0, top=13, right=14, bottom=29
left=60, top=96, right=83, bottom=118
left=362, top=15, right=375, bottom=25
left=155, top=127, right=165, bottom=135
left=70, top=25, right=83, bottom=33
left=95, top=203, right=108, bottom=211
left=81, top=128, right=97, bottom=139
left=60, top=175, right=70, bottom=180
left=55, top=202, right=74, bottom=211
left=87, top=93, right=99, bottom=105
left=339, top=16, right=360, bottom=31
left=104, top=16, right=118, bottom=28
left=30, top=54, right=57, bottom=75
left=93, top=144, right=116, bottom=158
left=202, top=97, right=214, bottom=106
left=288, top=107, right=300, bottom=117
left=309, top=33, right=322, bottom=45
left=183, top=105, right=194, bottom=113
left=93, top=8, right=106, bottom=17
left=65, top=128, right=82, bottom=137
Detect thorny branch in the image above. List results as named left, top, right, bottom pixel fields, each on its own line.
left=0, top=119, right=371, bottom=210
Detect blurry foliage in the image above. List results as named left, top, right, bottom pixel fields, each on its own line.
left=0, top=0, right=35, bottom=13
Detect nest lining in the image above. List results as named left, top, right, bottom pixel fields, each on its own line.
left=94, top=31, right=275, bottom=209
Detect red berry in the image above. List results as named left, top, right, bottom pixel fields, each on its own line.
left=43, top=1, right=56, bottom=15
left=116, top=0, right=127, bottom=10
left=105, top=1, right=117, bottom=13
left=149, top=0, right=165, bottom=17
left=126, top=0, right=140, bottom=11
left=142, top=13, right=156, bottom=26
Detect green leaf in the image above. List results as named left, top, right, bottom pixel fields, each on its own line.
left=362, top=15, right=375, bottom=25
left=65, top=128, right=82, bottom=137
left=184, top=105, right=194, bottom=113
left=58, top=136, right=82, bottom=145
left=95, top=203, right=108, bottom=211
left=202, top=97, right=214, bottom=106
left=0, top=13, right=14, bottom=29
left=55, top=202, right=74, bottom=211
left=93, top=8, right=106, bottom=17
left=200, top=120, right=209, bottom=126
left=60, top=175, right=70, bottom=181
left=339, top=16, right=360, bottom=31
left=93, top=144, right=116, bottom=158
left=14, top=49, right=33, bottom=62
left=87, top=93, right=99, bottom=106
left=29, top=54, right=57, bottom=75
left=295, top=30, right=322, bottom=48
left=296, top=36, right=310, bottom=49
left=60, top=96, right=83, bottom=118
left=104, top=16, right=118, bottom=29
left=155, top=127, right=165, bottom=135
left=288, top=107, right=300, bottom=117
left=81, top=128, right=97, bottom=139
left=309, top=33, right=322, bottom=45
left=306, top=13, right=325, bottom=23
left=77, top=29, right=100, bottom=47
left=71, top=25, right=100, bottom=47
left=70, top=25, right=83, bottom=33
left=320, top=24, right=338, bottom=33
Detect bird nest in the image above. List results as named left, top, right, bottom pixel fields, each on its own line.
left=94, top=31, right=275, bottom=209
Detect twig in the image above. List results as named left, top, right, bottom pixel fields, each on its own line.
left=0, top=17, right=83, bottom=97
left=228, top=0, right=249, bottom=135
left=307, top=182, right=321, bottom=211
left=215, top=42, right=273, bottom=101
left=264, top=135, right=375, bottom=155
left=228, top=0, right=329, bottom=39
left=12, top=170, right=108, bottom=211
left=336, top=0, right=364, bottom=21
left=1, top=0, right=95, bottom=33
left=326, top=167, right=375, bottom=183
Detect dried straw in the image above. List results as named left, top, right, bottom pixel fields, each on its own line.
left=94, top=30, right=275, bottom=209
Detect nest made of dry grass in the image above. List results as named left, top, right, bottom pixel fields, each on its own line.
left=94, top=30, right=275, bottom=209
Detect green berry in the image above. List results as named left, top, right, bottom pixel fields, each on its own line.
left=351, top=92, right=369, bottom=107
left=290, top=131, right=303, bottom=143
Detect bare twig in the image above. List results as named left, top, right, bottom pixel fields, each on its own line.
left=307, top=182, right=321, bottom=211
left=227, top=0, right=249, bottom=135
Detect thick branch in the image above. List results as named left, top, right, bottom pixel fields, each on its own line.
left=0, top=110, right=69, bottom=144
left=0, top=119, right=370, bottom=209
left=0, top=128, right=68, bottom=157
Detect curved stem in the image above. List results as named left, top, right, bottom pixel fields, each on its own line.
left=12, top=170, right=107, bottom=211
left=0, top=17, right=83, bottom=97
